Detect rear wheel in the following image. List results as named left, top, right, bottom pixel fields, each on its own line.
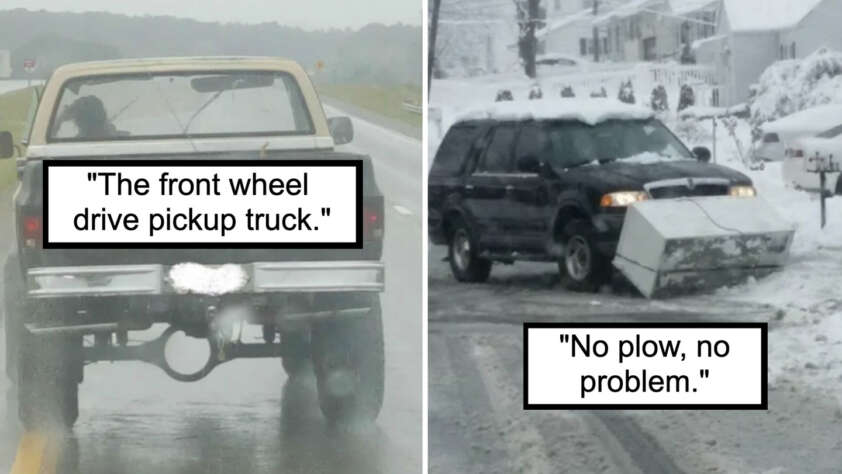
left=281, top=330, right=311, bottom=377
left=311, top=298, right=384, bottom=425
left=18, top=333, right=81, bottom=430
left=448, top=220, right=492, bottom=282
left=4, top=253, right=23, bottom=384
left=558, top=219, right=611, bottom=292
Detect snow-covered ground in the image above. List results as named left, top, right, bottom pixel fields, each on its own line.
left=430, top=69, right=842, bottom=405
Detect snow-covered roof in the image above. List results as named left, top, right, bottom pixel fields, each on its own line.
left=596, top=0, right=663, bottom=23
left=453, top=99, right=654, bottom=126
left=723, top=0, right=825, bottom=32
left=670, top=0, right=719, bottom=16
left=762, top=104, right=842, bottom=136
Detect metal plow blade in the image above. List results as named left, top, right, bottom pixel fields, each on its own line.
left=612, top=196, right=795, bottom=298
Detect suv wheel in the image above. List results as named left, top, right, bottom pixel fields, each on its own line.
left=558, top=220, right=610, bottom=292
left=311, top=297, right=384, bottom=425
left=448, top=221, right=492, bottom=282
left=18, top=334, right=81, bottom=430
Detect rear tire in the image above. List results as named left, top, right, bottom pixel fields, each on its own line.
left=281, top=330, right=311, bottom=377
left=18, top=333, right=81, bottom=430
left=311, top=298, right=384, bottom=425
left=558, top=219, right=611, bottom=292
left=4, top=253, right=24, bottom=384
left=447, top=220, right=492, bottom=283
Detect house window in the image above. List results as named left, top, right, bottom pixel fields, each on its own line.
left=780, top=44, right=785, bottom=59
left=580, top=38, right=588, bottom=56
left=615, top=25, right=621, bottom=52
left=790, top=42, right=797, bottom=58
left=643, top=37, right=657, bottom=61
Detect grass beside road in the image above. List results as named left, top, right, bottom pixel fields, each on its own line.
left=0, top=86, right=40, bottom=189
left=316, top=83, right=422, bottom=131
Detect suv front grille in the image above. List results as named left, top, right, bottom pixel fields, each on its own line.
left=645, top=178, right=730, bottom=200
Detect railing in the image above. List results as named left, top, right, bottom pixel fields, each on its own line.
left=401, top=101, right=422, bottom=115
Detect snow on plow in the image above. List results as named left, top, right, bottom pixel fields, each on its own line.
left=612, top=196, right=795, bottom=298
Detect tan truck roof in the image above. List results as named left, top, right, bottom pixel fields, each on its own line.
left=27, top=56, right=331, bottom=150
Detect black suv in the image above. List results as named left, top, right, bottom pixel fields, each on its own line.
left=428, top=112, right=755, bottom=291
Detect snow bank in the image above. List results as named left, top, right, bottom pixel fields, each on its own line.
left=168, top=263, right=249, bottom=295
left=750, top=49, right=842, bottom=129
left=452, top=98, right=653, bottom=126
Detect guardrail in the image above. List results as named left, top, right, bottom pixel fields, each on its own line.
left=401, top=101, right=422, bottom=115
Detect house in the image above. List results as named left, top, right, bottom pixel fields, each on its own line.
left=597, top=0, right=718, bottom=63
left=538, top=0, right=622, bottom=60
left=539, top=0, right=718, bottom=63
left=695, top=0, right=842, bottom=106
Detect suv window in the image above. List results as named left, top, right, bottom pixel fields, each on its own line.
left=514, top=122, right=551, bottom=170
left=477, top=124, right=516, bottom=173
left=431, top=123, right=484, bottom=176
left=543, top=119, right=693, bottom=168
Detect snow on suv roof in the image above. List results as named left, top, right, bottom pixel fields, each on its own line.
left=454, top=99, right=654, bottom=126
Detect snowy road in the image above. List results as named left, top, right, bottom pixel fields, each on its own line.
left=428, top=244, right=842, bottom=474
left=0, top=107, right=422, bottom=473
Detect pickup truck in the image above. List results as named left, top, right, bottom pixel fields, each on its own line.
left=1, top=57, right=386, bottom=428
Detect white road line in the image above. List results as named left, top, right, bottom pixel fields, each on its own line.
left=392, top=205, right=413, bottom=216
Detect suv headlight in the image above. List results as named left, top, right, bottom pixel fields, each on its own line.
left=600, top=191, right=648, bottom=207
left=729, top=185, right=756, bottom=197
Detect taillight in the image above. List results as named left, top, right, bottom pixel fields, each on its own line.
left=786, top=148, right=804, bottom=158
left=363, top=198, right=384, bottom=240
left=22, top=215, right=42, bottom=248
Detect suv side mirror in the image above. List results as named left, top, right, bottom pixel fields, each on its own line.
left=517, top=154, right=542, bottom=173
left=0, top=132, right=14, bottom=159
left=693, top=146, right=711, bottom=163
left=328, top=117, right=354, bottom=146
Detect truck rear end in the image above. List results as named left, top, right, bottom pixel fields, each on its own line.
left=3, top=57, right=388, bottom=429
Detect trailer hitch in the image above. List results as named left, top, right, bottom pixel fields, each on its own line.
left=83, top=324, right=285, bottom=382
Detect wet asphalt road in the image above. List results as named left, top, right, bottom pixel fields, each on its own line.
left=0, top=106, right=422, bottom=473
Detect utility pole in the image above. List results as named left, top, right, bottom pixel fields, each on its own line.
left=518, top=0, right=540, bottom=78
left=428, top=0, right=442, bottom=92
left=592, top=0, right=600, bottom=62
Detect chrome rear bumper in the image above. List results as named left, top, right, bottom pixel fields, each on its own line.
left=26, top=261, right=385, bottom=298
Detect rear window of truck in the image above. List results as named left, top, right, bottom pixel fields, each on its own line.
left=48, top=70, right=314, bottom=142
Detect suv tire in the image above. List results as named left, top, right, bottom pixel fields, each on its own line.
left=448, top=220, right=492, bottom=282
left=558, top=219, right=611, bottom=292
left=311, top=297, right=384, bottom=425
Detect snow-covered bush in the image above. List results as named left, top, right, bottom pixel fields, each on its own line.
left=651, top=85, right=669, bottom=111
left=560, top=85, right=575, bottom=98
left=678, top=84, right=695, bottom=112
left=495, top=89, right=514, bottom=102
left=749, top=48, right=842, bottom=129
left=590, top=86, right=607, bottom=98
left=618, top=79, right=635, bottom=104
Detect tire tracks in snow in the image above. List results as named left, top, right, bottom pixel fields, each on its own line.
left=429, top=324, right=685, bottom=473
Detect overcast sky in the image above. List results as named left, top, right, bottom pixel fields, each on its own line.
left=0, top=0, right=421, bottom=29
